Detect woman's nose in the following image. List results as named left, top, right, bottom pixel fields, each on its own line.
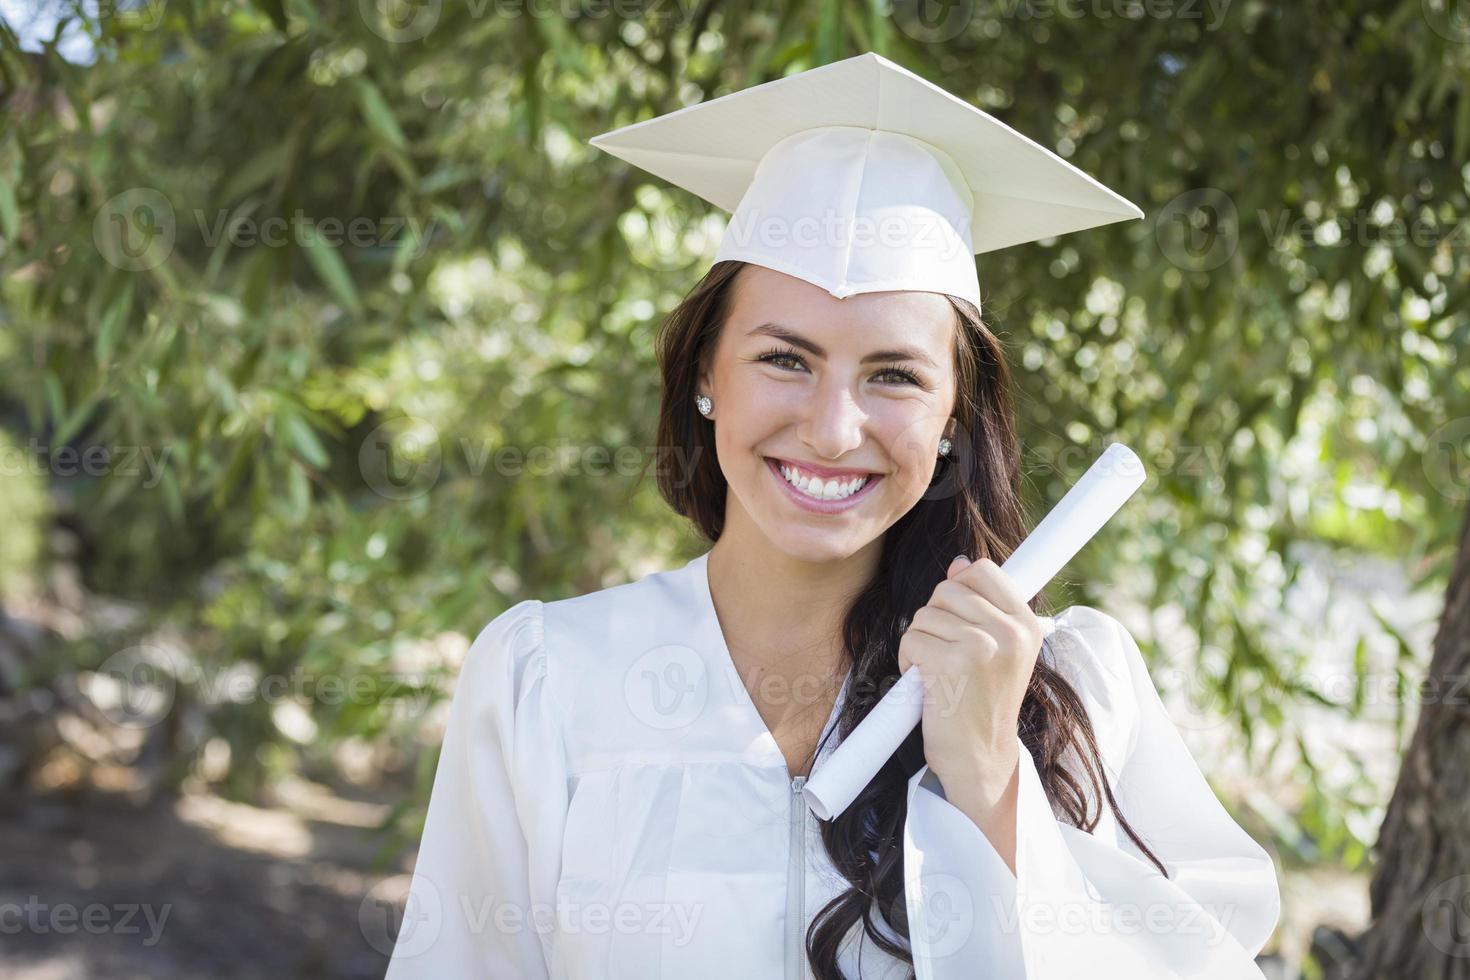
left=798, top=384, right=866, bottom=460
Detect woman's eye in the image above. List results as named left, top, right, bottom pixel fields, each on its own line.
left=761, top=352, right=804, bottom=370
left=875, top=368, right=922, bottom=386
left=756, top=350, right=923, bottom=387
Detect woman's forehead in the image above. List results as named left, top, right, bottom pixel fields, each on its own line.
left=727, top=265, right=954, bottom=353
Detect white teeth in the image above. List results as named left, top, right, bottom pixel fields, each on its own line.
left=778, top=463, right=870, bottom=501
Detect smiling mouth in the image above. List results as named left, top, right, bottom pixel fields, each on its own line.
left=766, top=458, right=880, bottom=502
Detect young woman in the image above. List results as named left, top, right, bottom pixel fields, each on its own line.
left=386, top=54, right=1281, bottom=980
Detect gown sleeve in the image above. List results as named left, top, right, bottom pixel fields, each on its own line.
left=385, top=598, right=568, bottom=978
left=901, top=605, right=1281, bottom=979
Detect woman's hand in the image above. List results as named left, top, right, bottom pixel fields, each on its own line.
left=896, top=554, right=1045, bottom=793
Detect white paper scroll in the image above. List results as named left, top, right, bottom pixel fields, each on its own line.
left=803, top=442, right=1146, bottom=821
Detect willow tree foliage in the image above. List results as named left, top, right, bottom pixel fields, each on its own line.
left=1, top=0, right=1466, bottom=924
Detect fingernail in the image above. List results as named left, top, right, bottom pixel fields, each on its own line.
left=952, top=554, right=969, bottom=564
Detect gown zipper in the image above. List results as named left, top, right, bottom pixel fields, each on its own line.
left=787, top=774, right=807, bottom=980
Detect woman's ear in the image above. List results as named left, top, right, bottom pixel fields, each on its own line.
left=697, top=358, right=718, bottom=405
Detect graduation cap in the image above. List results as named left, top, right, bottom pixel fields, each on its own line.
left=588, top=52, right=1143, bottom=312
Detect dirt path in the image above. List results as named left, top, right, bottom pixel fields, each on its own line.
left=0, top=783, right=409, bottom=980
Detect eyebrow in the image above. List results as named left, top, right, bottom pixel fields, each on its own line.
left=748, top=322, right=939, bottom=370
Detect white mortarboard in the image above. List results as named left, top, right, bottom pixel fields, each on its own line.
left=588, top=52, right=1143, bottom=312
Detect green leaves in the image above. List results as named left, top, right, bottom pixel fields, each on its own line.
left=0, top=173, right=18, bottom=241
left=252, top=0, right=289, bottom=33
left=299, top=221, right=363, bottom=315
left=94, top=278, right=135, bottom=367
left=352, top=76, right=417, bottom=184
left=353, top=76, right=407, bottom=153
left=279, top=406, right=329, bottom=469
left=1, top=0, right=1464, bottom=869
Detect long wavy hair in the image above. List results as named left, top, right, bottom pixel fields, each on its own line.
left=653, top=260, right=1169, bottom=979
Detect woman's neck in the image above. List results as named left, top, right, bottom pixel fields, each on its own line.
left=704, top=535, right=876, bottom=684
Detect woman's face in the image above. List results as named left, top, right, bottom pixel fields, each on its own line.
left=699, top=264, right=959, bottom=564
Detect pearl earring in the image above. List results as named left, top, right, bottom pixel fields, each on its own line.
left=695, top=394, right=713, bottom=417
left=938, top=437, right=952, bottom=457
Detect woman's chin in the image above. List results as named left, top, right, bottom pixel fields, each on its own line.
left=757, top=516, right=881, bottom=563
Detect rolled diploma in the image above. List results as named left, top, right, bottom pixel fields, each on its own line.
left=802, top=442, right=1146, bottom=821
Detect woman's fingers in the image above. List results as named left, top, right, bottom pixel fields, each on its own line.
left=907, top=604, right=984, bottom=646
left=899, top=556, right=1040, bottom=677
left=953, top=557, right=1030, bottom=615
left=898, top=606, right=967, bottom=674
left=918, top=564, right=1040, bottom=662
left=926, top=577, right=1006, bottom=630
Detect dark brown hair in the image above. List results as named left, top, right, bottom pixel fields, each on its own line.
left=653, top=260, right=1168, bottom=979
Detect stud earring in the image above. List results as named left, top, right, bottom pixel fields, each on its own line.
left=695, top=394, right=713, bottom=417
left=938, top=437, right=952, bottom=457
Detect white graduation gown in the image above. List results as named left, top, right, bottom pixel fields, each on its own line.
left=385, top=550, right=1280, bottom=979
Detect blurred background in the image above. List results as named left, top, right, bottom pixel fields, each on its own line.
left=1, top=0, right=1468, bottom=977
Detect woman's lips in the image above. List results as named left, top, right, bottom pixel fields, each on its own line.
left=766, top=456, right=876, bottom=481
left=764, top=457, right=883, bottom=514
